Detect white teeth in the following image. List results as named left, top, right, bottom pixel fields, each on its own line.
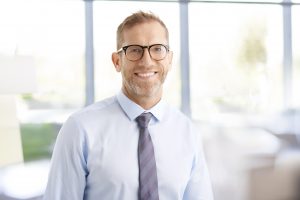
left=137, top=72, right=155, bottom=77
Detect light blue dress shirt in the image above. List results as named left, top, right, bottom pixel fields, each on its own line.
left=43, top=91, right=214, bottom=200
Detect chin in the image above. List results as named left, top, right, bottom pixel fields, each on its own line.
left=134, top=84, right=162, bottom=98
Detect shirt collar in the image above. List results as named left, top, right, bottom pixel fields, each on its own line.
left=116, top=90, right=165, bottom=122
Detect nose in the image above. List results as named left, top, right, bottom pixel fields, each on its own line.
left=139, top=48, right=153, bottom=66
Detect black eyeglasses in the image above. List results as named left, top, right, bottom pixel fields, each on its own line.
left=117, top=44, right=169, bottom=61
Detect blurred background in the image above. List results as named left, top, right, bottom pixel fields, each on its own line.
left=0, top=0, right=299, bottom=200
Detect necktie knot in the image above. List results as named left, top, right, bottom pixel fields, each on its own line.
left=136, top=112, right=152, bottom=129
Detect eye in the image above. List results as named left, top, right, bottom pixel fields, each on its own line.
left=153, top=46, right=162, bottom=52
left=151, top=45, right=166, bottom=53
left=128, top=46, right=143, bottom=54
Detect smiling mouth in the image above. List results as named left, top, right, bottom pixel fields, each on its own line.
left=135, top=72, right=157, bottom=78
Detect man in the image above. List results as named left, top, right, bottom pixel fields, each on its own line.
left=44, top=11, right=214, bottom=200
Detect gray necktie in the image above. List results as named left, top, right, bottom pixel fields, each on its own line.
left=136, top=112, right=159, bottom=200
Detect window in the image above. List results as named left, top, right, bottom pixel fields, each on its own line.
left=0, top=1, right=85, bottom=110
left=0, top=0, right=85, bottom=163
left=292, top=6, right=300, bottom=107
left=189, top=3, right=283, bottom=120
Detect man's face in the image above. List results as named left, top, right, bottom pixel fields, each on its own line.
left=112, top=21, right=173, bottom=103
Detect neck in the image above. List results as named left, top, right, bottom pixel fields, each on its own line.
left=122, top=87, right=162, bottom=110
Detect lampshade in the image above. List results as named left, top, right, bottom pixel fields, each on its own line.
left=0, top=55, right=37, bottom=167
left=0, top=56, right=36, bottom=94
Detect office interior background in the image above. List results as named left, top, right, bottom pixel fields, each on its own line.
left=0, top=0, right=300, bottom=199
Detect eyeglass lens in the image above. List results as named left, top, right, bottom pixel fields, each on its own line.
left=125, top=44, right=167, bottom=61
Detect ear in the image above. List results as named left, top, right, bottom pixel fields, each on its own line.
left=167, top=51, right=173, bottom=70
left=112, top=52, right=121, bottom=72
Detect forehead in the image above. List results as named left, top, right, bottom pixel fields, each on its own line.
left=122, top=21, right=168, bottom=45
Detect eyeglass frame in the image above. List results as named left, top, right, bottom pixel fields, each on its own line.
left=117, top=44, right=170, bottom=61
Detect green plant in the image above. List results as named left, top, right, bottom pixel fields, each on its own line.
left=20, top=123, right=59, bottom=162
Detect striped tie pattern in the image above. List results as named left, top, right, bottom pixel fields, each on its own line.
left=136, top=112, right=159, bottom=200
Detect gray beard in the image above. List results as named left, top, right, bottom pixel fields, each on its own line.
left=125, top=79, right=162, bottom=98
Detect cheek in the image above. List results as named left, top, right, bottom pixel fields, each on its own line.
left=120, top=64, right=133, bottom=77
